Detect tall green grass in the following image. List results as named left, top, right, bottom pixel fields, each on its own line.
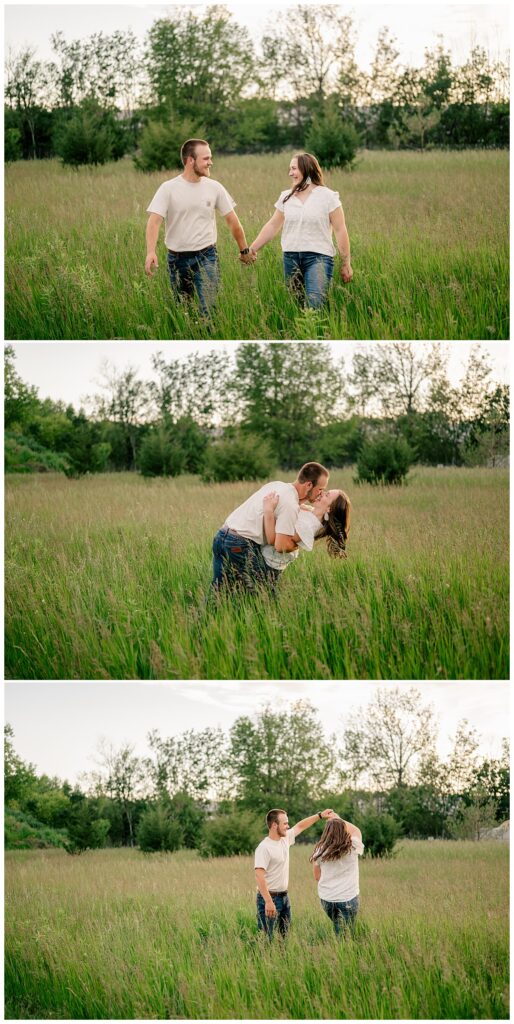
left=5, top=150, right=509, bottom=339
left=5, top=841, right=509, bottom=1019
left=4, top=466, right=508, bottom=679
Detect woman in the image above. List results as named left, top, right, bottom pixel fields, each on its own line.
left=310, top=815, right=364, bottom=936
left=249, top=153, right=353, bottom=308
left=261, top=488, right=351, bottom=573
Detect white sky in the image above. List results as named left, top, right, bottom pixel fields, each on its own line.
left=9, top=341, right=510, bottom=411
left=4, top=680, right=509, bottom=784
left=4, top=2, right=510, bottom=70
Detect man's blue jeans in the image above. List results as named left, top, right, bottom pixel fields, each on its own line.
left=283, top=251, right=334, bottom=308
left=212, top=528, right=278, bottom=593
left=320, top=895, right=359, bottom=935
left=166, top=244, right=219, bottom=316
left=257, top=891, right=291, bottom=939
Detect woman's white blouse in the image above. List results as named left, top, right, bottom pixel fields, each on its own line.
left=275, top=185, right=342, bottom=256
left=261, top=508, right=320, bottom=571
left=315, top=835, right=365, bottom=902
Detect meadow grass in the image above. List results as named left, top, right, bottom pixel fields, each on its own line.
left=5, top=149, right=509, bottom=340
left=4, top=840, right=509, bottom=1019
left=4, top=466, right=508, bottom=680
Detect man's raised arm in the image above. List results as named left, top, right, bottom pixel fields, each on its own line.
left=293, top=808, right=334, bottom=836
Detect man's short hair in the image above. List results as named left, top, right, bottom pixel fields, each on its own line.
left=297, top=462, right=329, bottom=486
left=181, top=138, right=209, bottom=165
left=266, top=808, right=287, bottom=829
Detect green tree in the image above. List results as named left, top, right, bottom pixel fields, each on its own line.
left=145, top=728, right=227, bottom=804
left=54, top=100, right=127, bottom=166
left=4, top=725, right=37, bottom=806
left=134, top=116, right=199, bottom=172
left=5, top=46, right=49, bottom=158
left=305, top=103, right=359, bottom=169
left=87, top=742, right=145, bottom=847
left=199, top=810, right=262, bottom=858
left=89, top=363, right=150, bottom=469
left=137, top=804, right=184, bottom=852
left=4, top=347, right=39, bottom=429
left=356, top=432, right=415, bottom=485
left=228, top=701, right=337, bottom=820
left=261, top=6, right=355, bottom=105
left=201, top=432, right=274, bottom=483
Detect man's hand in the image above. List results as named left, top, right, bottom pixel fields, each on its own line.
left=265, top=899, right=277, bottom=918
left=263, top=491, right=279, bottom=513
left=341, top=263, right=353, bottom=283
left=239, top=249, right=257, bottom=265
left=145, top=252, right=159, bottom=277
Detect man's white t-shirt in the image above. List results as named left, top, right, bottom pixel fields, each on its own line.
left=314, top=835, right=364, bottom=902
left=275, top=185, right=342, bottom=256
left=224, top=481, right=299, bottom=545
left=147, top=176, right=235, bottom=251
left=262, top=506, right=321, bottom=570
left=254, top=828, right=296, bottom=892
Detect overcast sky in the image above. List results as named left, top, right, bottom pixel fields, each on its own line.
left=10, top=341, right=510, bottom=411
left=5, top=2, right=509, bottom=70
left=4, top=680, right=509, bottom=785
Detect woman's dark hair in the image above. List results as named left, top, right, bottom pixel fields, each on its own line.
left=316, top=491, right=351, bottom=558
left=283, top=152, right=324, bottom=203
left=310, top=819, right=353, bottom=862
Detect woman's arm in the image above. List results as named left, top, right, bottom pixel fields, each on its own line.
left=329, top=207, right=353, bottom=283
left=250, top=209, right=285, bottom=253
left=312, top=862, right=321, bottom=881
left=263, top=492, right=279, bottom=544
left=341, top=818, right=361, bottom=839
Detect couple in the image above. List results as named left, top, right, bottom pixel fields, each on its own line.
left=255, top=808, right=364, bottom=940
left=145, top=138, right=353, bottom=316
left=211, top=462, right=351, bottom=593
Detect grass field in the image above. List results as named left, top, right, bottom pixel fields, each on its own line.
left=4, top=466, right=508, bottom=680
left=4, top=149, right=509, bottom=340
left=4, top=840, right=509, bottom=1019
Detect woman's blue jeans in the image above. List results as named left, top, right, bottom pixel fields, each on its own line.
left=320, top=895, right=359, bottom=936
left=166, top=244, right=219, bottom=316
left=283, top=251, right=334, bottom=308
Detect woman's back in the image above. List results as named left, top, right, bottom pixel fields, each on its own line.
left=316, top=834, right=364, bottom=902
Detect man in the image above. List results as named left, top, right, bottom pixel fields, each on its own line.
left=211, top=461, right=329, bottom=592
left=145, top=138, right=255, bottom=316
left=255, top=807, right=335, bottom=939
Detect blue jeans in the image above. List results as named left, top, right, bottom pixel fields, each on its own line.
left=166, top=245, right=219, bottom=316
left=283, top=251, right=334, bottom=308
left=212, top=528, right=279, bottom=593
left=257, top=891, right=291, bottom=939
left=321, top=895, right=359, bottom=935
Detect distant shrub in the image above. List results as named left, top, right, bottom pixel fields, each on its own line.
left=199, top=811, right=262, bottom=858
left=54, top=103, right=127, bottom=167
left=5, top=431, right=70, bottom=474
left=361, top=812, right=400, bottom=858
left=139, top=426, right=186, bottom=478
left=356, top=434, right=414, bottom=485
left=306, top=106, right=359, bottom=169
left=137, top=805, right=184, bottom=853
left=134, top=118, right=199, bottom=172
left=5, top=127, right=22, bottom=163
left=4, top=809, right=68, bottom=850
left=202, top=433, right=274, bottom=483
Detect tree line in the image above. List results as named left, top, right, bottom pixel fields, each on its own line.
left=5, top=5, right=509, bottom=166
left=5, top=690, right=509, bottom=858
left=5, top=344, right=509, bottom=484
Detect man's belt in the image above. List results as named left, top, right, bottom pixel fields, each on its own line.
left=167, top=245, right=216, bottom=257
left=268, top=890, right=288, bottom=897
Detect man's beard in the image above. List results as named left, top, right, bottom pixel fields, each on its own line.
left=193, top=162, right=209, bottom=177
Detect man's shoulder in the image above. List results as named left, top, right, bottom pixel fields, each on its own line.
left=156, top=175, right=183, bottom=191
left=206, top=177, right=229, bottom=193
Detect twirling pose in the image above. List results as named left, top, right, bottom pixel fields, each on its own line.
left=249, top=152, right=353, bottom=308
left=310, top=816, right=364, bottom=936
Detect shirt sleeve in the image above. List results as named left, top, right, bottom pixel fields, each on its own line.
left=287, top=828, right=296, bottom=847
left=274, top=190, right=289, bottom=213
left=275, top=494, right=299, bottom=537
left=146, top=183, right=169, bottom=218
left=255, top=843, right=270, bottom=870
left=352, top=836, right=364, bottom=856
left=295, top=510, right=321, bottom=551
left=328, top=189, right=342, bottom=213
left=215, top=183, right=236, bottom=216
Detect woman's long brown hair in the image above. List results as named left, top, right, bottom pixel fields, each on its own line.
left=316, top=491, right=351, bottom=558
left=310, top=819, right=353, bottom=862
left=283, top=152, right=324, bottom=203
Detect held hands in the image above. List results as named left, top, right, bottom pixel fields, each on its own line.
left=145, top=252, right=159, bottom=277
left=320, top=808, right=337, bottom=820
left=239, top=247, right=257, bottom=265
left=263, top=491, right=279, bottom=513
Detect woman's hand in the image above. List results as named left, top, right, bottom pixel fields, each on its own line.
left=263, top=491, right=279, bottom=513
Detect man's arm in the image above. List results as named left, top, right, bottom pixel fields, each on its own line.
left=224, top=211, right=255, bottom=263
left=274, top=533, right=298, bottom=553
left=255, top=868, right=277, bottom=918
left=145, top=213, right=163, bottom=276
left=293, top=808, right=334, bottom=836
